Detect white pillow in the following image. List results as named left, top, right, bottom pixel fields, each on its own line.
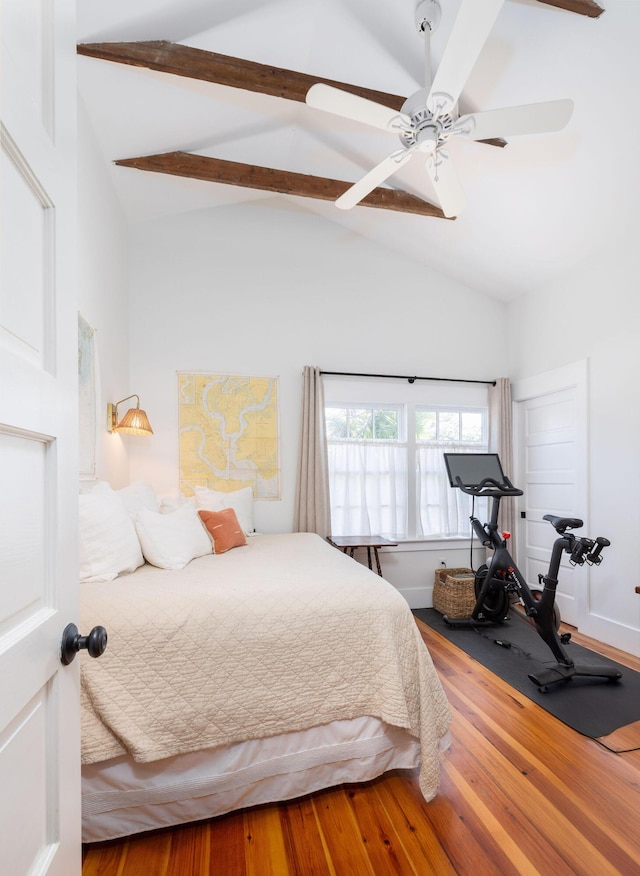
left=192, top=485, right=225, bottom=513
left=194, top=485, right=254, bottom=535
left=134, top=504, right=212, bottom=570
left=159, top=492, right=196, bottom=514
left=117, top=479, right=158, bottom=519
left=79, top=482, right=144, bottom=582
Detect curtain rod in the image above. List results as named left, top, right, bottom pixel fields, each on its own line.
left=320, top=370, right=496, bottom=387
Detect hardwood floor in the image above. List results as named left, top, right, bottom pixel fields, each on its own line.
left=82, top=620, right=640, bottom=876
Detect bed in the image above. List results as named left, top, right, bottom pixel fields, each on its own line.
left=78, top=483, right=451, bottom=843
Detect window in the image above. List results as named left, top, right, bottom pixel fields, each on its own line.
left=326, top=402, right=407, bottom=537
left=325, top=379, right=489, bottom=541
left=414, top=406, right=488, bottom=539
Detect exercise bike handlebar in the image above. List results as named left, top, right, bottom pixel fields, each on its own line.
left=454, top=475, right=524, bottom=499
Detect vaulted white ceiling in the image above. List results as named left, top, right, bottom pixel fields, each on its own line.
left=76, top=0, right=639, bottom=302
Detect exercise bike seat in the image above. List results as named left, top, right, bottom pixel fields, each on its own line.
left=543, top=513, right=583, bottom=533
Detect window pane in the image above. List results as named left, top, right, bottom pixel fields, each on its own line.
left=325, top=396, right=488, bottom=540
left=326, top=408, right=348, bottom=439
left=374, top=409, right=398, bottom=439
left=461, top=411, right=483, bottom=442
left=349, top=408, right=373, bottom=439
left=439, top=411, right=460, bottom=441
left=416, top=410, right=437, bottom=441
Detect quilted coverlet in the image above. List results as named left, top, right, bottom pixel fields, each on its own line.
left=80, top=533, right=451, bottom=800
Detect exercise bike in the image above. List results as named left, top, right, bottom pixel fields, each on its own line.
left=441, top=453, right=621, bottom=691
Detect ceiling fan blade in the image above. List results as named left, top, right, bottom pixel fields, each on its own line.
left=306, top=83, right=410, bottom=132
left=456, top=99, right=573, bottom=141
left=426, top=153, right=467, bottom=219
left=428, top=0, right=505, bottom=113
left=336, top=149, right=415, bottom=210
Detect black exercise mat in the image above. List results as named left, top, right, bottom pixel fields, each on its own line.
left=414, top=607, right=640, bottom=748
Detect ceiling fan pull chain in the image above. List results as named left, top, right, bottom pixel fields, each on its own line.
left=430, top=150, right=451, bottom=183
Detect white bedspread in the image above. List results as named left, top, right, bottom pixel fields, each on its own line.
left=80, top=533, right=450, bottom=800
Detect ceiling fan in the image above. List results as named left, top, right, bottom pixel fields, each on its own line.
left=305, top=0, right=573, bottom=218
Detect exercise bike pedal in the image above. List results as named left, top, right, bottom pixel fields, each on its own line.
left=560, top=632, right=572, bottom=644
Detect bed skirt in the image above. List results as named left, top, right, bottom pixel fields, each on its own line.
left=82, top=716, right=429, bottom=842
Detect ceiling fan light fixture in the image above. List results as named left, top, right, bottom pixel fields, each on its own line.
left=417, top=124, right=440, bottom=153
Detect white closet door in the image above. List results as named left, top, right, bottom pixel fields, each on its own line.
left=513, top=362, right=588, bottom=627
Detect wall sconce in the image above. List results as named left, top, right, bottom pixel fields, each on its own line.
left=107, top=394, right=153, bottom=436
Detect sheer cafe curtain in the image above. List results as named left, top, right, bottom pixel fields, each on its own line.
left=328, top=441, right=408, bottom=538
left=293, top=366, right=331, bottom=538
left=416, top=443, right=485, bottom=539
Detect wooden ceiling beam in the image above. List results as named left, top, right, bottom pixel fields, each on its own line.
left=536, top=0, right=605, bottom=17
left=114, top=152, right=449, bottom=219
left=77, top=41, right=409, bottom=110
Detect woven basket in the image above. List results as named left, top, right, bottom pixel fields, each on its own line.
left=433, top=567, right=476, bottom=618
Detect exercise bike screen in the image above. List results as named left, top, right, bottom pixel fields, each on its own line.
left=444, top=453, right=507, bottom=489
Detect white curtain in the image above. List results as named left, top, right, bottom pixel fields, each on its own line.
left=416, top=443, right=488, bottom=538
left=328, top=441, right=407, bottom=537
left=489, top=377, right=516, bottom=546
left=293, top=366, right=331, bottom=538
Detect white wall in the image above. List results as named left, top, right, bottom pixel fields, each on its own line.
left=508, top=229, right=640, bottom=655
left=121, top=200, right=508, bottom=604
left=77, top=100, right=131, bottom=487
left=76, top=102, right=640, bottom=643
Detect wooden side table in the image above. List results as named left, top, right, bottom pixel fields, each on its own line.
left=327, top=535, right=398, bottom=576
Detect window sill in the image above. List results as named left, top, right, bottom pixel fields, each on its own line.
left=377, top=537, right=483, bottom=553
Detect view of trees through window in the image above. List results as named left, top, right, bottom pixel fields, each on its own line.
left=326, top=406, right=400, bottom=441
left=326, top=405, right=484, bottom=445
left=415, top=409, right=483, bottom=443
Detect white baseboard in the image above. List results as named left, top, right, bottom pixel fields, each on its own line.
left=579, top=614, right=640, bottom=659
left=394, top=585, right=433, bottom=610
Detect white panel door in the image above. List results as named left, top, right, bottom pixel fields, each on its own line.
left=0, top=1, right=81, bottom=874
left=513, top=363, right=588, bottom=627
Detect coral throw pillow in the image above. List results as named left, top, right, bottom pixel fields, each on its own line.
left=198, top=508, right=247, bottom=554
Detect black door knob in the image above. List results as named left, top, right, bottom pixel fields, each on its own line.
left=60, top=623, right=108, bottom=665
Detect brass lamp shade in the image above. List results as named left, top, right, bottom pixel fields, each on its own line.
left=107, top=394, right=154, bottom=435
